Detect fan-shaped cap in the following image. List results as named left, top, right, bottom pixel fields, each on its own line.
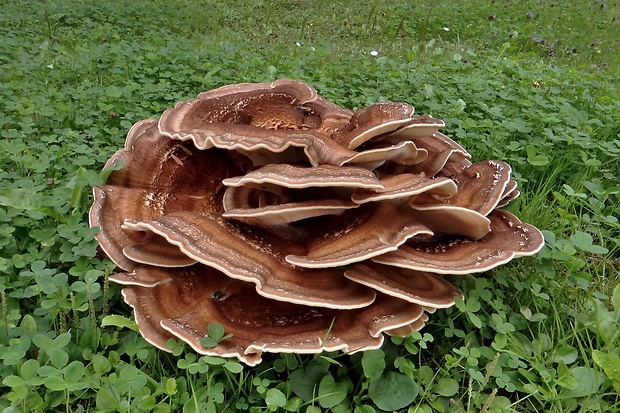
left=385, top=313, right=430, bottom=336
left=334, top=102, right=415, bottom=149
left=383, top=115, right=446, bottom=140
left=118, top=265, right=426, bottom=366
left=344, top=262, right=462, bottom=308
left=285, top=203, right=433, bottom=268
left=410, top=160, right=512, bottom=216
left=123, top=231, right=197, bottom=267
left=352, top=174, right=457, bottom=205
left=223, top=164, right=383, bottom=189
left=221, top=164, right=384, bottom=225
left=222, top=184, right=359, bottom=226
left=497, top=179, right=520, bottom=207
left=120, top=211, right=376, bottom=309
left=89, top=119, right=246, bottom=270
left=409, top=204, right=491, bottom=240
left=160, top=79, right=323, bottom=131
left=372, top=210, right=545, bottom=274
left=407, top=132, right=472, bottom=177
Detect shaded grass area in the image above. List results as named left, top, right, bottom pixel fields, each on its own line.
left=1, top=0, right=619, bottom=412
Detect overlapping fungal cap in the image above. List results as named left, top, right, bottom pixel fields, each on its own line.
left=90, top=79, right=544, bottom=365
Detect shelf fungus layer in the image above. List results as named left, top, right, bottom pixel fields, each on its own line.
left=90, top=79, right=544, bottom=364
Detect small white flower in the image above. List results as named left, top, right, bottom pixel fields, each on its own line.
left=443, top=27, right=450, bottom=31
left=47, top=64, right=54, bottom=69
left=296, top=42, right=302, bottom=47
left=370, top=50, right=379, bottom=56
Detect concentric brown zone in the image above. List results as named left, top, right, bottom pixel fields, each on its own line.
left=380, top=115, right=446, bottom=140
left=162, top=80, right=320, bottom=130
left=222, top=164, right=383, bottom=189
left=408, top=204, right=491, bottom=240
left=403, top=131, right=472, bottom=177
left=285, top=203, right=433, bottom=268
left=119, top=265, right=426, bottom=366
left=222, top=185, right=359, bottom=226
left=188, top=79, right=355, bottom=138
left=120, top=211, right=377, bottom=309
left=372, top=209, right=545, bottom=274
left=220, top=163, right=384, bottom=225
left=351, top=174, right=457, bottom=205
left=344, top=261, right=462, bottom=308
left=103, top=119, right=247, bottom=194
left=156, top=80, right=427, bottom=169
left=410, top=160, right=512, bottom=216
left=90, top=119, right=248, bottom=270
left=333, top=102, right=416, bottom=149
left=385, top=313, right=429, bottom=336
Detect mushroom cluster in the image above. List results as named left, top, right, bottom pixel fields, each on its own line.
left=90, top=79, right=544, bottom=366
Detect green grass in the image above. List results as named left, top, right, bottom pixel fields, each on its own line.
left=1, top=0, right=619, bottom=412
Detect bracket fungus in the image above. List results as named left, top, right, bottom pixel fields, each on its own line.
left=90, top=79, right=544, bottom=365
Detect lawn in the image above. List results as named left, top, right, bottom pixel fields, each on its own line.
left=0, top=0, right=619, bottom=412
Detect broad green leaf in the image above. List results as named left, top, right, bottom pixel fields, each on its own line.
left=104, top=85, right=123, bottom=98
left=207, top=323, right=225, bottom=341
left=488, top=396, right=513, bottom=411
left=63, top=361, right=85, bottom=384
left=467, top=312, right=483, bottom=328
left=32, top=334, right=55, bottom=350
left=453, top=296, right=466, bottom=311
left=433, top=378, right=459, bottom=397
left=48, top=348, right=69, bottom=369
left=418, top=366, right=435, bottom=388
left=37, top=366, right=60, bottom=377
left=592, top=350, right=620, bottom=392
left=560, top=367, right=604, bottom=398
left=199, top=337, right=219, bottom=348
left=20, top=359, right=39, bottom=381
left=368, top=372, right=419, bottom=411
left=44, top=375, right=67, bottom=391
left=2, top=375, right=25, bottom=388
left=289, top=364, right=329, bottom=401
left=466, top=297, right=481, bottom=312
left=570, top=231, right=608, bottom=254
left=224, top=361, right=243, bottom=374
left=333, top=403, right=354, bottom=413
left=201, top=355, right=226, bottom=365
left=80, top=325, right=101, bottom=350
left=19, top=314, right=37, bottom=334
left=361, top=349, right=385, bottom=380
left=530, top=313, right=547, bottom=322
left=52, top=332, right=72, bottom=349
left=408, top=404, right=433, bottom=413
left=265, top=388, right=287, bottom=408
left=92, top=354, right=112, bottom=375
left=318, top=374, right=347, bottom=409
left=166, top=378, right=178, bottom=396
left=613, top=283, right=620, bottom=320
left=556, top=374, right=578, bottom=390
left=553, top=345, right=578, bottom=364
left=284, top=397, right=303, bottom=412
left=493, top=333, right=508, bottom=350
left=527, top=154, right=549, bottom=166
